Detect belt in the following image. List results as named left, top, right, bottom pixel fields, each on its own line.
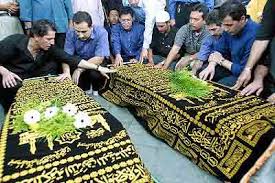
left=0, top=13, right=11, bottom=17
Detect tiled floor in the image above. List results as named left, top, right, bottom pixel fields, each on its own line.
left=93, top=95, right=221, bottom=183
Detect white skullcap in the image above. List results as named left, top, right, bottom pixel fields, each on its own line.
left=155, top=11, right=170, bottom=23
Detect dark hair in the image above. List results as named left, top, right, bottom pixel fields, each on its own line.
left=108, top=8, right=120, bottom=16
left=30, top=19, right=56, bottom=37
left=206, top=10, right=222, bottom=26
left=72, top=11, right=93, bottom=27
left=119, top=7, right=134, bottom=17
left=219, top=0, right=246, bottom=21
left=191, top=3, right=209, bottom=20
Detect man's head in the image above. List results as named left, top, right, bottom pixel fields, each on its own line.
left=108, top=8, right=119, bottom=25
left=30, top=19, right=56, bottom=50
left=206, top=10, right=223, bottom=37
left=219, top=0, right=247, bottom=35
left=119, top=7, right=134, bottom=31
left=72, top=11, right=93, bottom=41
left=189, top=3, right=208, bottom=31
left=128, top=0, right=140, bottom=7
left=155, top=11, right=171, bottom=33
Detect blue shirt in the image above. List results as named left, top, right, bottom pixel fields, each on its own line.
left=130, top=6, right=145, bottom=25
left=215, top=19, right=260, bottom=76
left=111, top=22, right=145, bottom=60
left=197, top=35, right=221, bottom=62
left=20, top=0, right=73, bottom=33
left=168, top=0, right=214, bottom=19
left=64, top=26, right=110, bottom=60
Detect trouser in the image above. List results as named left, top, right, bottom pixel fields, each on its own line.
left=78, top=70, right=106, bottom=91
left=152, top=55, right=177, bottom=70
left=0, top=85, right=21, bottom=112
left=175, top=2, right=198, bottom=28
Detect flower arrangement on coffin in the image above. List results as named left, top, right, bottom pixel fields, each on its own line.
left=13, top=99, right=109, bottom=154
left=169, top=69, right=214, bottom=100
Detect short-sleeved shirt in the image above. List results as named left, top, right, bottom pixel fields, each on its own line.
left=64, top=26, right=110, bottom=60
left=0, top=34, right=81, bottom=81
left=174, top=23, right=210, bottom=55
left=150, top=27, right=178, bottom=57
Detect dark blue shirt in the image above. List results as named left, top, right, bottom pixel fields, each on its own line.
left=214, top=19, right=260, bottom=76
left=64, top=26, right=110, bottom=60
left=111, top=22, right=144, bottom=60
left=197, top=35, right=221, bottom=62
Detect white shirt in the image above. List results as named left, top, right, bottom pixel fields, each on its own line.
left=125, top=0, right=166, bottom=48
left=141, top=0, right=166, bottom=49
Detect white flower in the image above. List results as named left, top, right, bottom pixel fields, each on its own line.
left=24, top=110, right=41, bottom=125
left=62, top=103, right=78, bottom=116
left=74, top=111, right=91, bottom=129
left=44, top=106, right=59, bottom=119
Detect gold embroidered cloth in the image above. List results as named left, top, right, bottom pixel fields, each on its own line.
left=101, top=64, right=275, bottom=182
left=0, top=77, right=152, bottom=183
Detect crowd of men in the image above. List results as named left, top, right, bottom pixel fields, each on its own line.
left=0, top=0, right=274, bottom=119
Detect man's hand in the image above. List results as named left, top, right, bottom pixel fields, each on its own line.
left=98, top=66, right=116, bottom=79
left=267, top=93, right=275, bottom=104
left=72, top=68, right=83, bottom=85
left=170, top=19, right=176, bottom=27
left=208, top=52, right=223, bottom=64
left=232, top=68, right=252, bottom=90
left=56, top=72, right=72, bottom=82
left=129, top=59, right=138, bottom=63
left=5, top=2, right=19, bottom=14
left=114, top=55, right=123, bottom=67
left=240, top=80, right=263, bottom=96
left=175, top=56, right=192, bottom=70
left=154, top=61, right=166, bottom=69
left=139, top=48, right=148, bottom=63
left=199, top=62, right=216, bottom=81
left=1, top=69, right=22, bottom=88
left=190, top=60, right=203, bottom=75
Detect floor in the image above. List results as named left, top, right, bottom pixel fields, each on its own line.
left=93, top=95, right=221, bottom=183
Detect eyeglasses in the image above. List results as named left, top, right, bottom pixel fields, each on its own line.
left=120, top=19, right=132, bottom=23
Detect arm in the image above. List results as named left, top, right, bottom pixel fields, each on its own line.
left=168, top=0, right=176, bottom=20
left=240, top=65, right=268, bottom=96
left=163, top=45, right=181, bottom=68
left=19, top=0, right=32, bottom=22
left=204, top=0, right=214, bottom=11
left=98, top=0, right=105, bottom=26
left=111, top=25, right=123, bottom=66
left=136, top=25, right=145, bottom=60
left=197, top=36, right=215, bottom=62
left=64, top=0, right=74, bottom=23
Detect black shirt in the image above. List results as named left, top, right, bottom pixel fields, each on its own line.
left=0, top=34, right=81, bottom=80
left=256, top=0, right=275, bottom=40
left=150, top=27, right=178, bottom=58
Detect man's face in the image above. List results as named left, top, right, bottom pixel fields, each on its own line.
left=207, top=23, right=223, bottom=37
left=73, top=22, right=92, bottom=41
left=128, top=0, right=140, bottom=6
left=156, top=22, right=169, bottom=33
left=109, top=10, right=119, bottom=25
left=120, top=14, right=133, bottom=30
left=189, top=11, right=205, bottom=31
left=222, top=15, right=245, bottom=35
left=35, top=30, right=55, bottom=50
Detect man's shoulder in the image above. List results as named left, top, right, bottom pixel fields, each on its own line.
left=0, top=34, right=28, bottom=46
left=93, top=26, right=108, bottom=37
left=133, top=22, right=145, bottom=30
